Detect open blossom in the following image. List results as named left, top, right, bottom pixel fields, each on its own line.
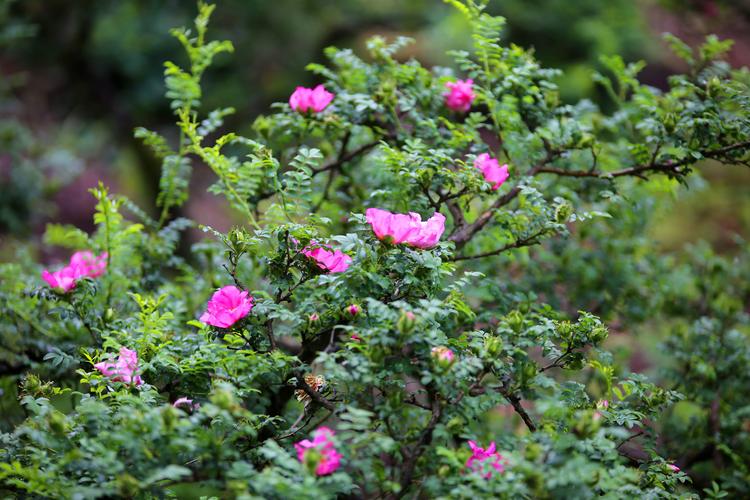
left=41, top=266, right=79, bottom=293
left=474, top=153, right=509, bottom=190
left=444, top=78, right=475, bottom=112
left=41, top=250, right=108, bottom=292
left=295, top=426, right=342, bottom=476
left=302, top=243, right=352, bottom=273
left=466, top=441, right=506, bottom=479
left=365, top=208, right=446, bottom=249
left=289, top=84, right=334, bottom=113
left=173, top=397, right=200, bottom=411
left=69, top=250, right=108, bottom=278
left=200, top=285, right=254, bottom=328
left=94, top=347, right=143, bottom=386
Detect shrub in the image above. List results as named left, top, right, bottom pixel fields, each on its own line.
left=1, top=1, right=749, bottom=498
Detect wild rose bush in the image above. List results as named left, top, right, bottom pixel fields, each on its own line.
left=1, top=1, right=750, bottom=498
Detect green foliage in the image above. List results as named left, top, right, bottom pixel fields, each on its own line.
left=2, top=1, right=750, bottom=498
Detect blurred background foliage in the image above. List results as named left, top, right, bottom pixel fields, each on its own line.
left=0, top=0, right=749, bottom=484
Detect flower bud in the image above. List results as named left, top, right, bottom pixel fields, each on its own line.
left=397, top=310, right=416, bottom=333
left=347, top=304, right=360, bottom=316
left=555, top=202, right=573, bottom=223
left=484, top=336, right=503, bottom=357
left=309, top=313, right=320, bottom=322
left=431, top=346, right=456, bottom=369
left=506, top=310, right=524, bottom=332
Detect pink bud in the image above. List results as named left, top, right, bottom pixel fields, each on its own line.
left=347, top=304, right=360, bottom=316
left=309, top=313, right=320, bottom=322
left=668, top=464, right=680, bottom=473
left=431, top=346, right=456, bottom=366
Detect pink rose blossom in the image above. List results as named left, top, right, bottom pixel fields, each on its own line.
left=200, top=285, right=254, bottom=328
left=474, top=153, right=509, bottom=190
left=41, top=266, right=79, bottom=293
left=94, top=347, right=143, bottom=386
left=69, top=250, right=108, bottom=278
left=289, top=84, right=334, bottom=113
left=347, top=304, right=360, bottom=316
left=41, top=250, right=108, bottom=292
left=365, top=208, right=446, bottom=249
left=295, top=426, right=342, bottom=476
left=302, top=243, right=352, bottom=273
left=466, top=441, right=507, bottom=479
left=444, top=78, right=475, bottom=112
left=173, top=397, right=200, bottom=411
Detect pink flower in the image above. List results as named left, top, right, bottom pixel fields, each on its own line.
left=474, top=153, right=509, bottom=190
left=309, top=313, right=320, bottom=322
left=302, top=243, right=352, bottom=273
left=173, top=397, right=200, bottom=411
left=444, top=79, right=475, bottom=112
left=668, top=464, right=680, bottom=473
left=69, top=250, right=108, bottom=278
left=200, top=285, right=254, bottom=328
left=466, top=441, right=506, bottom=479
left=41, top=266, right=79, bottom=293
left=347, top=304, right=360, bottom=316
left=41, top=249, right=108, bottom=293
left=289, top=84, right=334, bottom=113
left=351, top=333, right=362, bottom=342
left=94, top=347, right=144, bottom=386
left=431, top=346, right=455, bottom=363
left=295, top=426, right=342, bottom=476
left=365, top=208, right=446, bottom=249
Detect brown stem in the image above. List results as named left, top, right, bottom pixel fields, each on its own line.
left=296, top=376, right=335, bottom=412
left=390, top=389, right=442, bottom=499
left=450, top=227, right=549, bottom=261
left=536, top=140, right=750, bottom=179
